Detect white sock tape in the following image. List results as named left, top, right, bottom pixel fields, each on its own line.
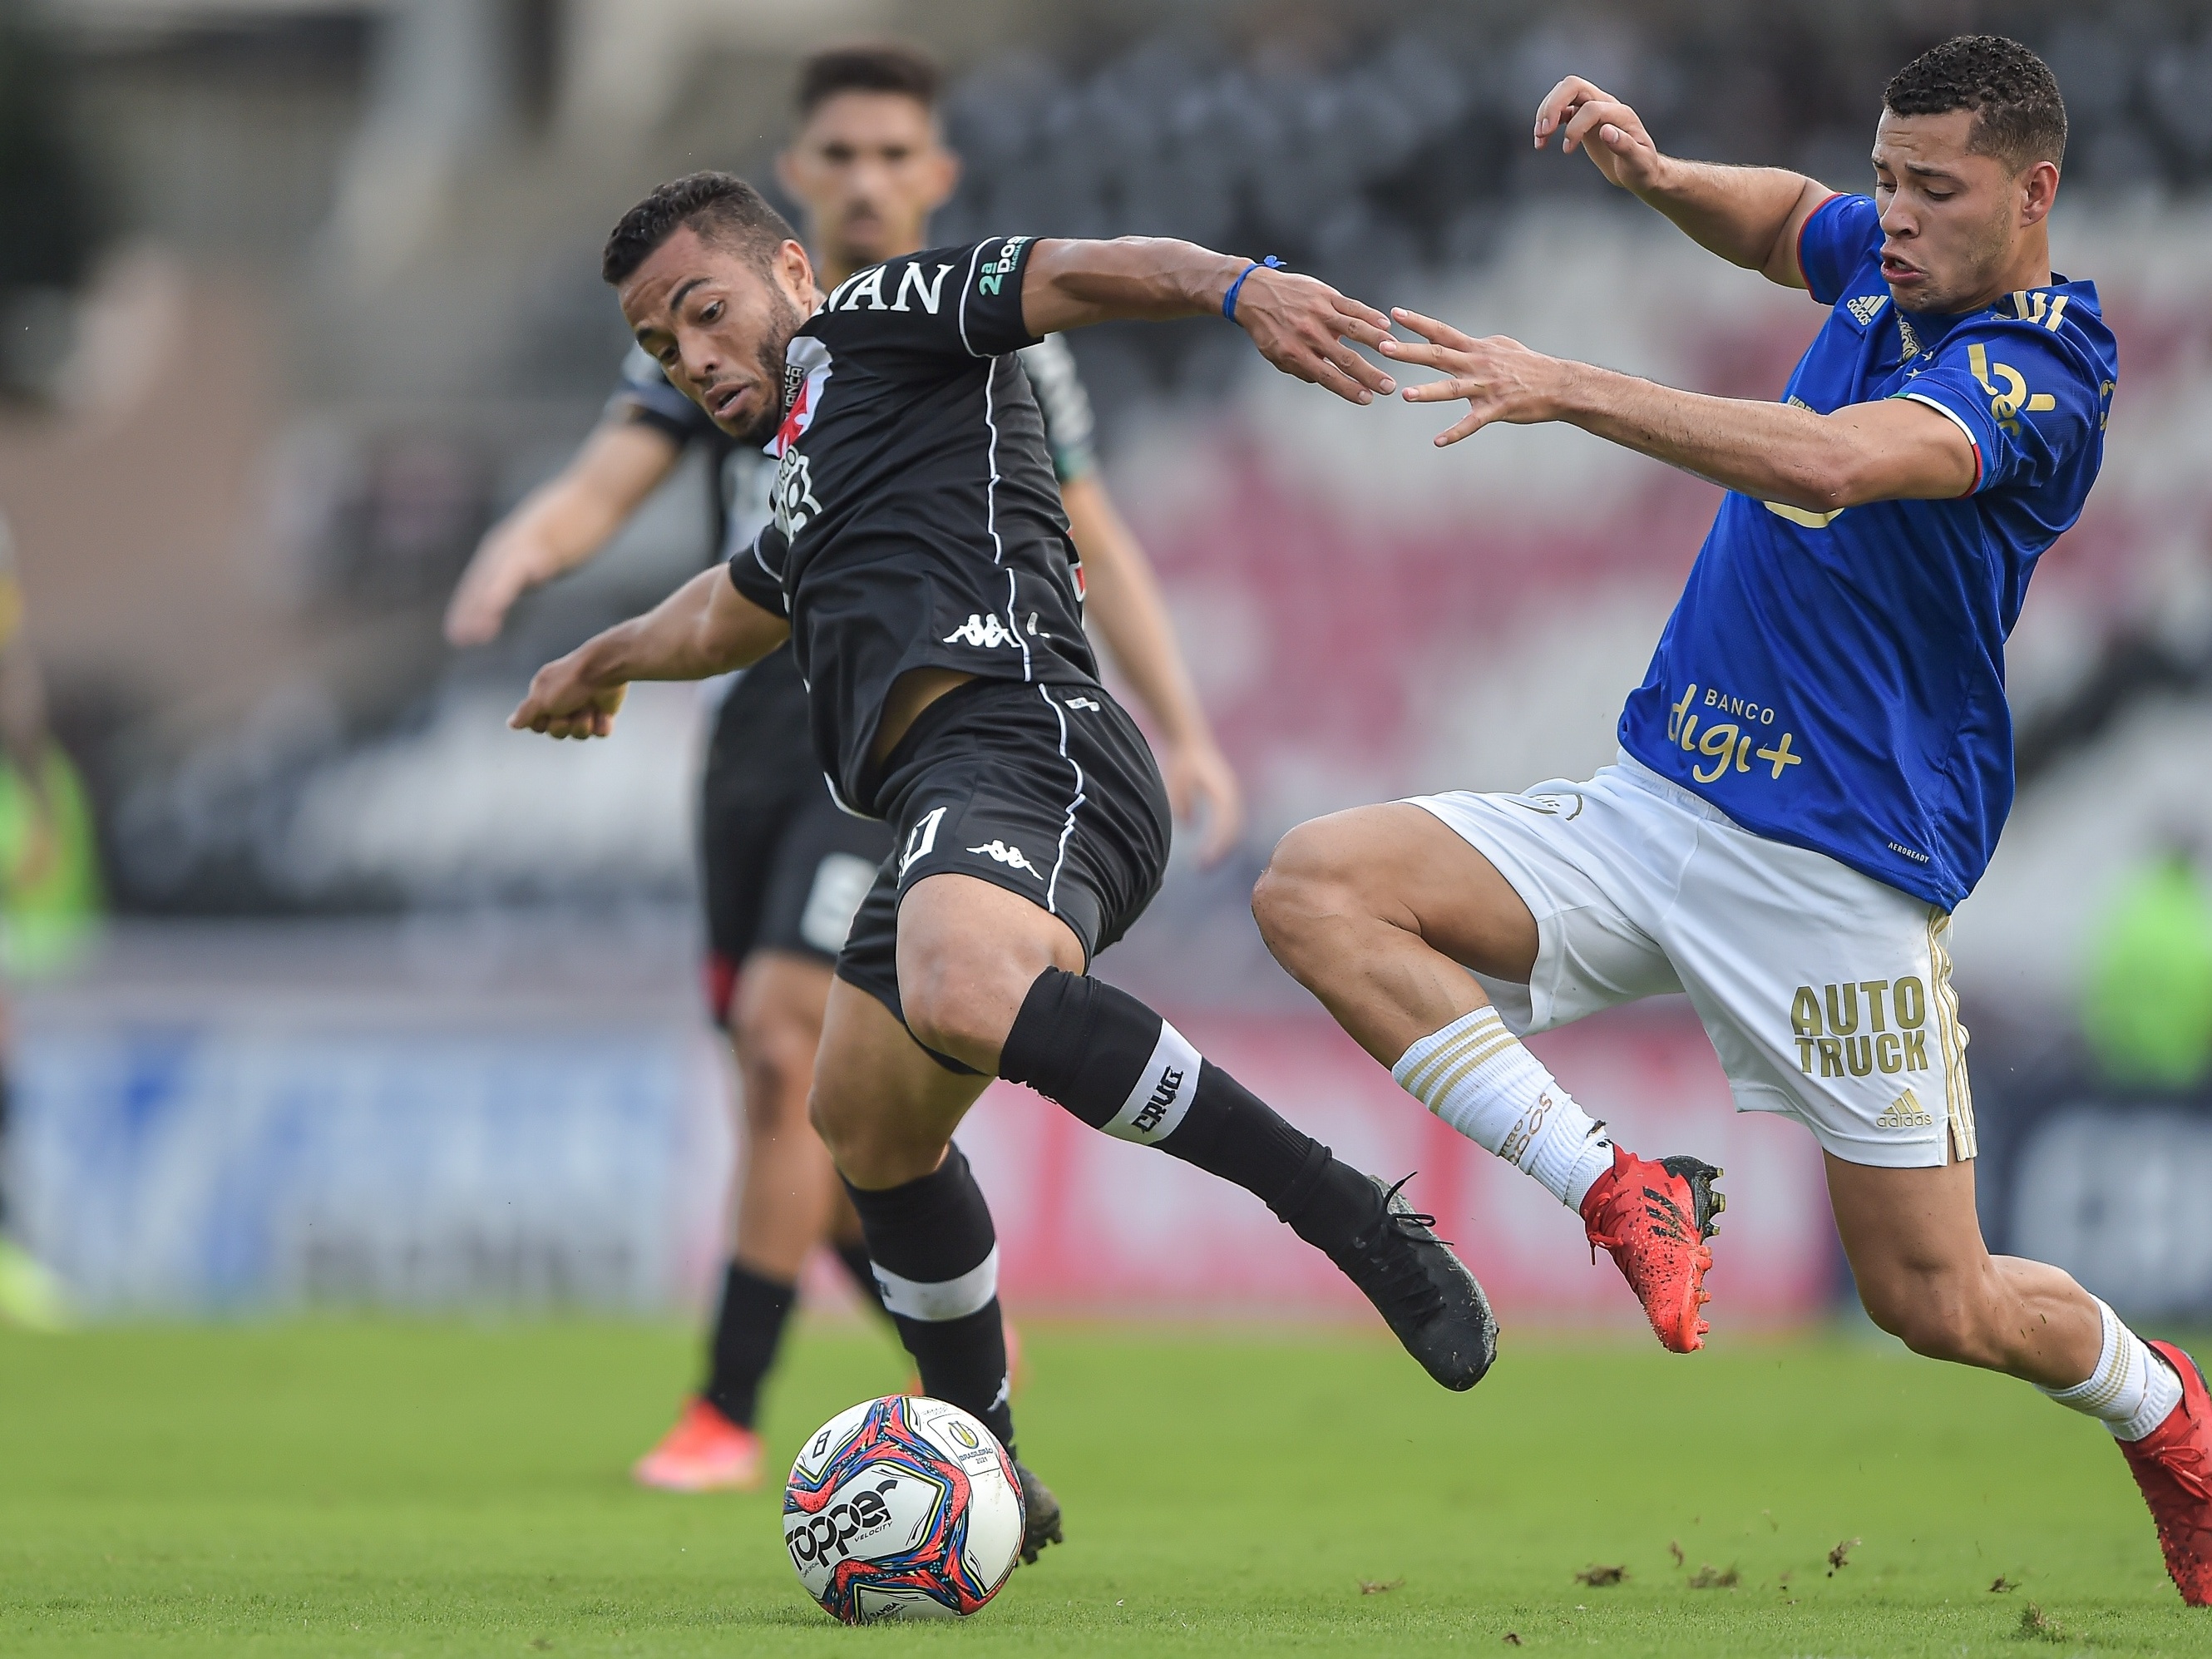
left=1101, top=1020, right=1202, bottom=1144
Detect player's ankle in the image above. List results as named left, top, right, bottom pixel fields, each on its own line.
left=2038, top=1299, right=2184, bottom=1441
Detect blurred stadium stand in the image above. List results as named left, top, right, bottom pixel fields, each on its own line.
left=2, top=0, right=2209, bottom=1316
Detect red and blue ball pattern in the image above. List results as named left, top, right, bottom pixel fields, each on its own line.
left=783, top=1395, right=1023, bottom=1624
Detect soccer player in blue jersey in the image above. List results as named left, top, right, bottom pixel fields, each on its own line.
left=1253, top=35, right=2210, bottom=1602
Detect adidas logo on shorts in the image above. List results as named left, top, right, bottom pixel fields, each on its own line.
left=1875, top=1088, right=1933, bottom=1131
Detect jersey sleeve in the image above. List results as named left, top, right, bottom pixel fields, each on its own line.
left=604, top=344, right=716, bottom=443
left=1896, top=314, right=2102, bottom=496
left=814, top=237, right=1043, bottom=369
left=1796, top=194, right=1880, bottom=308
left=726, top=525, right=788, bottom=615
left=1015, top=335, right=1098, bottom=483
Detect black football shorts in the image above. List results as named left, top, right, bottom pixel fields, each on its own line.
left=836, top=678, right=1172, bottom=1044
left=700, top=664, right=891, bottom=1025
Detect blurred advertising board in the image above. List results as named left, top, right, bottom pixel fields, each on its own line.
left=11, top=995, right=1839, bottom=1326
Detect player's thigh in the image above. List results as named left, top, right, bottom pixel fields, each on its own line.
left=810, top=975, right=994, bottom=1188
left=1261, top=801, right=1540, bottom=981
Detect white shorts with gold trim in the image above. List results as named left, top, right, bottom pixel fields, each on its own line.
left=1407, top=751, right=1973, bottom=1169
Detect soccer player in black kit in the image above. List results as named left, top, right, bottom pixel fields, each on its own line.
left=511, top=175, right=1497, bottom=1558
left=452, top=47, right=1242, bottom=1493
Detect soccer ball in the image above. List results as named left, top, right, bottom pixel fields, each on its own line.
left=783, top=1395, right=1025, bottom=1624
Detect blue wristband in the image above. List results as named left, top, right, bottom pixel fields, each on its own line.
left=1222, top=255, right=1283, bottom=322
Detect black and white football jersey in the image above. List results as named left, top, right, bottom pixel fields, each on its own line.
left=726, top=236, right=1103, bottom=815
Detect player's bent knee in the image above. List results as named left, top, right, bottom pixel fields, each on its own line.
left=1252, top=822, right=1363, bottom=957
left=1859, top=1277, right=1991, bottom=1366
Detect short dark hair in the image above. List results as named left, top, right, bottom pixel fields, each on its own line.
left=1884, top=34, right=2066, bottom=173
left=797, top=42, right=941, bottom=119
left=601, top=171, right=796, bottom=286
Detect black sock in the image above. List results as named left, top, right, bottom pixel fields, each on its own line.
left=999, top=968, right=1382, bottom=1248
left=700, top=1261, right=796, bottom=1429
left=842, top=1145, right=1015, bottom=1455
left=832, top=1237, right=895, bottom=1324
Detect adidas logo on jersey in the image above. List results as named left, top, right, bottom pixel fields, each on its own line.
left=1846, top=293, right=1889, bottom=327
left=966, top=840, right=1040, bottom=877
left=943, top=614, right=1020, bottom=649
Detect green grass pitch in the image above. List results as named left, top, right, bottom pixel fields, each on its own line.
left=1, top=1315, right=2205, bottom=1655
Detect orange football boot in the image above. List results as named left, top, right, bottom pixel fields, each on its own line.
left=632, top=1396, right=763, bottom=1493
left=2118, top=1341, right=2212, bottom=1606
left=1579, top=1145, right=1724, bottom=1353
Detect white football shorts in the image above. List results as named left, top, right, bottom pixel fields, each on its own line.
left=1407, top=751, right=1973, bottom=1169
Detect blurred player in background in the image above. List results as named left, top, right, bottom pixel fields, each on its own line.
left=0, top=510, right=101, bottom=1331
left=1256, top=36, right=2212, bottom=1603
left=447, top=45, right=1242, bottom=1493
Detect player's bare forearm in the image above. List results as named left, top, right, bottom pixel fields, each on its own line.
left=1022, top=239, right=1393, bottom=406
left=1531, top=75, right=1827, bottom=287
left=1382, top=309, right=1977, bottom=510
left=508, top=570, right=788, bottom=739
left=446, top=419, right=681, bottom=646
left=1550, top=365, right=1976, bottom=510
left=1635, top=160, right=1829, bottom=287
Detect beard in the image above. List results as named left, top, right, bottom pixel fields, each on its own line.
left=725, top=286, right=807, bottom=447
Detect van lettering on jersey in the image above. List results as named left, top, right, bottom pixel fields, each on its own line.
left=838, top=265, right=889, bottom=311
left=891, top=262, right=955, bottom=314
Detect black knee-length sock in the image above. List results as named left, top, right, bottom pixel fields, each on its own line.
left=701, top=1261, right=796, bottom=1429
left=842, top=1145, right=1015, bottom=1454
left=998, top=968, right=1383, bottom=1250
left=832, top=1237, right=895, bottom=1323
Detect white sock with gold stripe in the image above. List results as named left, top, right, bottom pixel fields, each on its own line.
left=1393, top=1005, right=1613, bottom=1210
left=2039, top=1298, right=2183, bottom=1441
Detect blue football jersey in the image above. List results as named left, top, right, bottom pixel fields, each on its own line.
left=1615, top=192, right=2118, bottom=910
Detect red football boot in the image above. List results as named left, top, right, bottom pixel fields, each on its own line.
left=2118, top=1341, right=2212, bottom=1606
left=632, top=1396, right=763, bottom=1493
left=1578, top=1145, right=1724, bottom=1353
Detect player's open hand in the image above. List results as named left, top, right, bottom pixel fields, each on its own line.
left=1532, top=77, right=1665, bottom=194
left=509, top=654, right=628, bottom=739
left=1380, top=309, right=1570, bottom=447
left=1233, top=268, right=1395, bottom=406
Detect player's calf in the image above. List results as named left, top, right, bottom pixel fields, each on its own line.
left=999, top=966, right=1496, bottom=1389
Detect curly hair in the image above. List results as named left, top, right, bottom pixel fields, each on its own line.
left=1884, top=35, right=2066, bottom=173
left=797, top=42, right=941, bottom=119
left=601, top=171, right=796, bottom=287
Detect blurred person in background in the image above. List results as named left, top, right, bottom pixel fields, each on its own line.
left=0, top=511, right=101, bottom=1331
left=1255, top=36, right=2212, bottom=1604
left=447, top=44, right=1241, bottom=1493
left=2082, top=831, right=2212, bottom=1092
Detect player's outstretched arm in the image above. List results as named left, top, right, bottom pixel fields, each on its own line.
left=1020, top=239, right=1394, bottom=406
left=1060, top=474, right=1245, bottom=863
left=446, top=418, right=682, bottom=647
left=1381, top=308, right=1977, bottom=510
left=508, top=568, right=788, bottom=740
left=1532, top=76, right=1830, bottom=289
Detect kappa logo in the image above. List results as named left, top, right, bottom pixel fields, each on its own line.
left=1129, top=1065, right=1187, bottom=1135
left=899, top=807, right=948, bottom=877
left=1845, top=293, right=1889, bottom=327
left=943, top=613, right=1020, bottom=649
left=1063, top=696, right=1101, bottom=711
left=966, top=840, right=1040, bottom=878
